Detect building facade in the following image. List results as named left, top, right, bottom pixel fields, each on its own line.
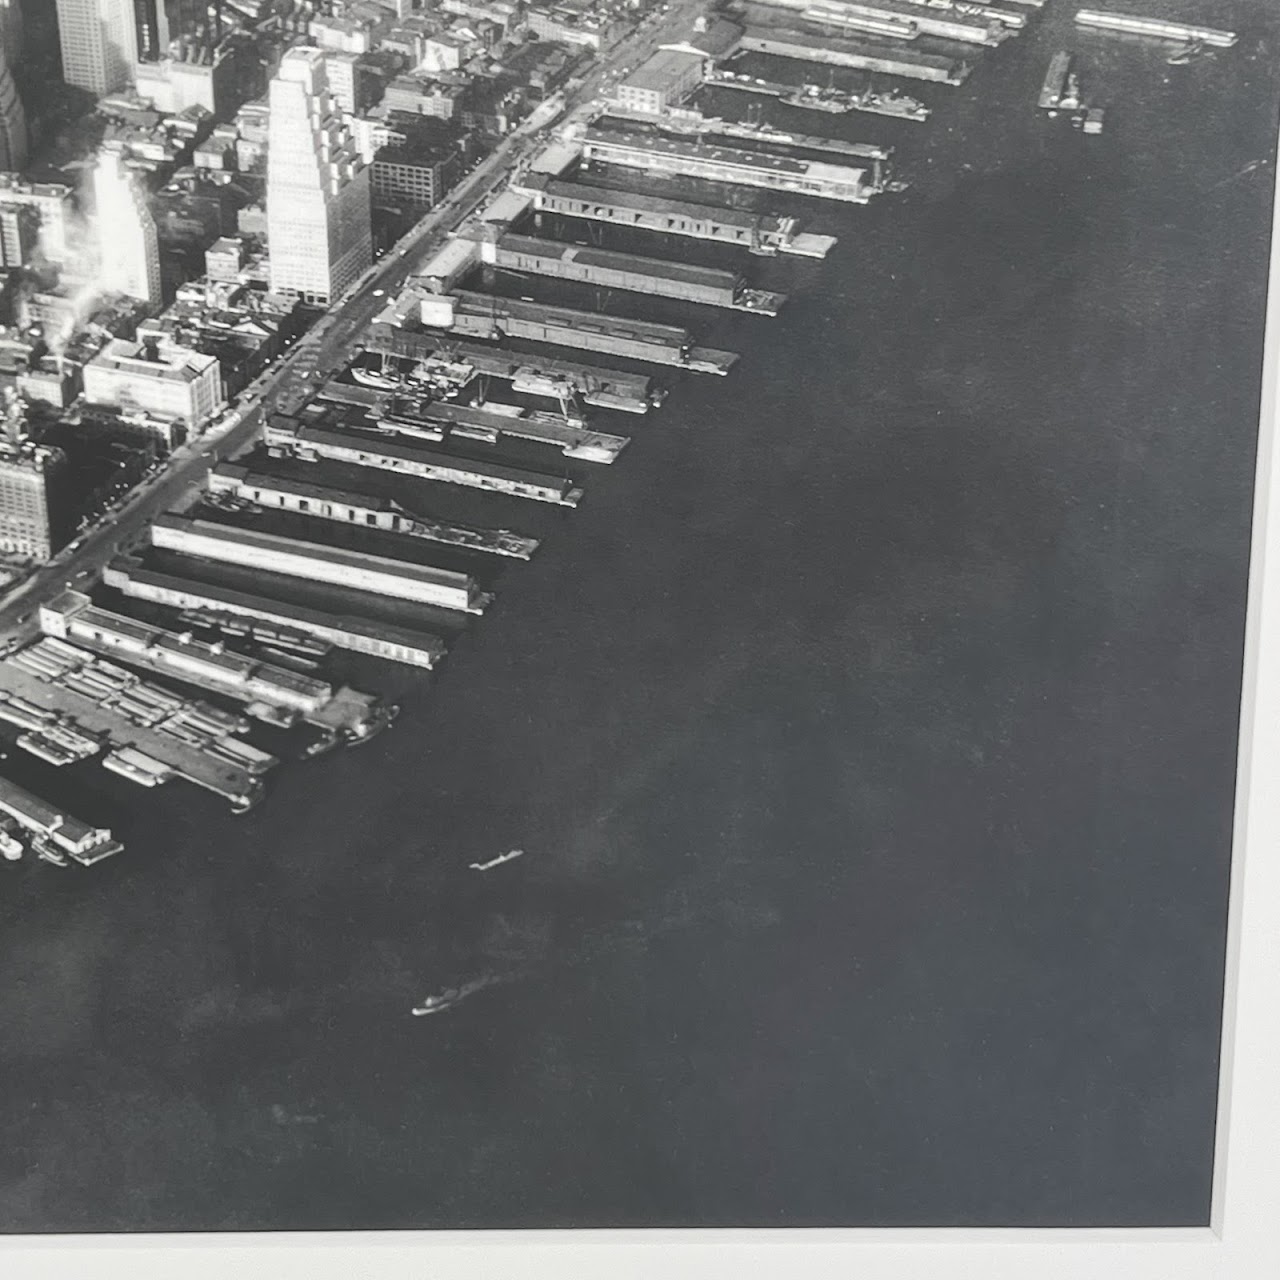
left=0, top=439, right=66, bottom=561
left=93, top=148, right=163, bottom=306
left=134, top=0, right=224, bottom=62
left=267, top=48, right=371, bottom=305
left=0, top=202, right=39, bottom=267
left=613, top=49, right=704, bottom=116
left=55, top=0, right=139, bottom=97
left=0, top=39, right=27, bottom=173
left=0, top=177, right=75, bottom=263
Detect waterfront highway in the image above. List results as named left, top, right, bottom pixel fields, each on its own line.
left=0, top=0, right=706, bottom=646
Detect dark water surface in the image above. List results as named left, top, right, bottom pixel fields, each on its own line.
left=3, top=1, right=1279, bottom=1229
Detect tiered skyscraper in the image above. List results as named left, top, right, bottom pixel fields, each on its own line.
left=0, top=38, right=26, bottom=173
left=55, top=0, right=138, bottom=96
left=267, top=47, right=372, bottom=305
left=93, top=148, right=162, bottom=306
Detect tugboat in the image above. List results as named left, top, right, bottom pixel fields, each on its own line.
left=469, top=849, right=525, bottom=871
left=411, top=975, right=499, bottom=1017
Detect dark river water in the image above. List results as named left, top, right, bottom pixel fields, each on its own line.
left=2, top=0, right=1278, bottom=1231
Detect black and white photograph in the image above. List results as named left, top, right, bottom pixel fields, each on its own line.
left=1, top=0, right=1279, bottom=1272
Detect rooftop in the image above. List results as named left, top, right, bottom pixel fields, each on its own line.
left=499, top=233, right=741, bottom=291
left=90, top=339, right=222, bottom=384
left=154, top=514, right=479, bottom=593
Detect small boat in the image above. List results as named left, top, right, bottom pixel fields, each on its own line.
left=0, top=825, right=24, bottom=861
left=411, top=975, right=499, bottom=1017
left=469, top=848, right=524, bottom=871
left=350, top=366, right=402, bottom=391
left=1167, top=40, right=1205, bottom=66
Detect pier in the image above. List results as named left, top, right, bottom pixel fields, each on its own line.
left=264, top=416, right=586, bottom=506
left=368, top=315, right=665, bottom=412
left=1073, top=9, right=1237, bottom=47
left=207, top=466, right=541, bottom=558
left=483, top=232, right=786, bottom=314
left=738, top=27, right=971, bottom=83
left=0, top=776, right=122, bottom=866
left=704, top=70, right=931, bottom=124
left=39, top=591, right=393, bottom=742
left=388, top=399, right=631, bottom=464
left=0, top=652, right=266, bottom=810
left=421, top=287, right=741, bottom=373
left=151, top=515, right=492, bottom=615
left=751, top=0, right=1010, bottom=45
left=514, top=173, right=835, bottom=259
left=103, top=558, right=447, bottom=670
left=582, top=128, right=875, bottom=204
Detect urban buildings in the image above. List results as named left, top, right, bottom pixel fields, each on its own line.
left=83, top=336, right=225, bottom=432
left=0, top=176, right=76, bottom=265
left=55, top=0, right=139, bottom=97
left=0, top=39, right=26, bottom=173
left=93, top=148, right=163, bottom=307
left=135, top=1, right=225, bottom=62
left=0, top=397, right=67, bottom=561
left=0, top=202, right=39, bottom=267
left=267, top=47, right=372, bottom=305
left=613, top=49, right=705, bottom=115
left=371, top=125, right=464, bottom=212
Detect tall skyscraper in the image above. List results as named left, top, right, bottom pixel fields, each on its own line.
left=55, top=0, right=138, bottom=96
left=0, top=39, right=26, bottom=173
left=93, top=148, right=162, bottom=306
left=267, top=47, right=371, bottom=305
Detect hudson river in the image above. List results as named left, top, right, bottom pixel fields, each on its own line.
left=2, top=0, right=1278, bottom=1229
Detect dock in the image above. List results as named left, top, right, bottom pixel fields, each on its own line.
left=422, top=287, right=741, bottom=373
left=582, top=127, right=875, bottom=204
left=0, top=652, right=266, bottom=810
left=368, top=314, right=665, bottom=412
left=264, top=415, right=586, bottom=506
left=750, top=0, right=1010, bottom=45
left=0, top=775, right=122, bottom=866
left=39, top=591, right=393, bottom=742
left=705, top=69, right=931, bottom=124
left=103, top=557, right=447, bottom=670
left=387, top=399, right=631, bottom=464
left=208, top=466, right=541, bottom=558
left=515, top=171, right=835, bottom=259
left=151, top=514, right=493, bottom=615
left=738, top=26, right=971, bottom=83
left=482, top=232, right=786, bottom=315
left=596, top=112, right=896, bottom=188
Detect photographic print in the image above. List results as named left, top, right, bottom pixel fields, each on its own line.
left=0, top=0, right=1275, bottom=1238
